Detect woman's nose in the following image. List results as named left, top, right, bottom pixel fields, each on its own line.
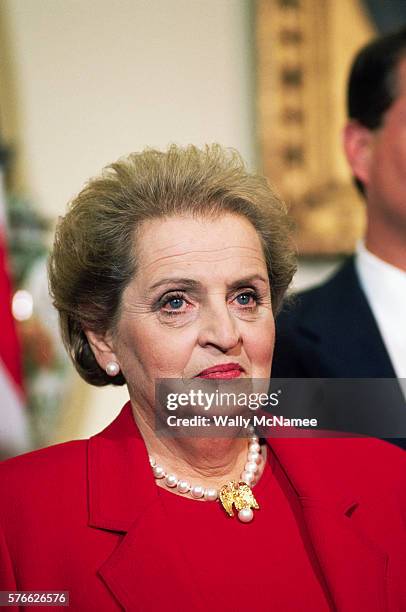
left=197, top=301, right=241, bottom=351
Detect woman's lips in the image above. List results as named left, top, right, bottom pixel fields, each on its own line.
left=195, top=363, right=244, bottom=379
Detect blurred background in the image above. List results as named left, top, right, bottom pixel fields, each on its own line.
left=0, top=0, right=403, bottom=457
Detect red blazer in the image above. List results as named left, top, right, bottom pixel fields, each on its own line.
left=0, top=401, right=405, bottom=611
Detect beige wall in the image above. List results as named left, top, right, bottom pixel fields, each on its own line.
left=1, top=0, right=257, bottom=439
left=2, top=0, right=256, bottom=217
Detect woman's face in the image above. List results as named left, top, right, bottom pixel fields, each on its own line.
left=103, top=213, right=275, bottom=411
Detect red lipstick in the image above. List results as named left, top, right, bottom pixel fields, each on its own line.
left=195, top=362, right=244, bottom=379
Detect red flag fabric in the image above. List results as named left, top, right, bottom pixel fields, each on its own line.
left=0, top=230, right=24, bottom=390
left=0, top=170, right=30, bottom=457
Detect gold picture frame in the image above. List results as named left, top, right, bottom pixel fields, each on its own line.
left=256, top=0, right=375, bottom=254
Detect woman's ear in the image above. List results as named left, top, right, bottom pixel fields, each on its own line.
left=342, top=121, right=375, bottom=189
left=84, top=329, right=119, bottom=372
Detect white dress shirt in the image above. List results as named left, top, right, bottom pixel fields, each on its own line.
left=355, top=241, right=406, bottom=380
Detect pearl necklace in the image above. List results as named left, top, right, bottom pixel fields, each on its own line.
left=149, top=433, right=263, bottom=523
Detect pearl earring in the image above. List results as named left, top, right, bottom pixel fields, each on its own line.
left=105, top=361, right=120, bottom=376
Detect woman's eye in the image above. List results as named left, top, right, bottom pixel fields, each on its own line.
left=159, top=293, right=188, bottom=315
left=167, top=297, right=184, bottom=310
left=235, top=291, right=259, bottom=307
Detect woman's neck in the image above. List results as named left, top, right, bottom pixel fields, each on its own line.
left=131, top=401, right=264, bottom=492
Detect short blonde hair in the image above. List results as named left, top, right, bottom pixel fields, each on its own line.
left=48, top=144, right=296, bottom=386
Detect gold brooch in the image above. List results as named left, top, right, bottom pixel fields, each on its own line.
left=219, top=481, right=259, bottom=523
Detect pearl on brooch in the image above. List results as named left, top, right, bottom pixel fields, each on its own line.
left=237, top=508, right=254, bottom=523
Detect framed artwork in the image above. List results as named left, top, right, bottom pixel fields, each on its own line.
left=256, top=0, right=375, bottom=254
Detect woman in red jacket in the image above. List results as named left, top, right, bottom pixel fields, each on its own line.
left=1, top=145, right=405, bottom=611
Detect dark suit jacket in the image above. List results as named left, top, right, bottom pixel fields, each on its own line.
left=272, top=257, right=397, bottom=378
left=271, top=257, right=405, bottom=449
left=1, top=401, right=406, bottom=611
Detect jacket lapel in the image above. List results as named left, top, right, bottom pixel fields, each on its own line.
left=88, top=402, right=207, bottom=611
left=97, top=501, right=207, bottom=612
left=269, top=437, right=389, bottom=611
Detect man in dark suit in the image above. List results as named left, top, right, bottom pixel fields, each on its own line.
left=272, top=27, right=406, bottom=445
